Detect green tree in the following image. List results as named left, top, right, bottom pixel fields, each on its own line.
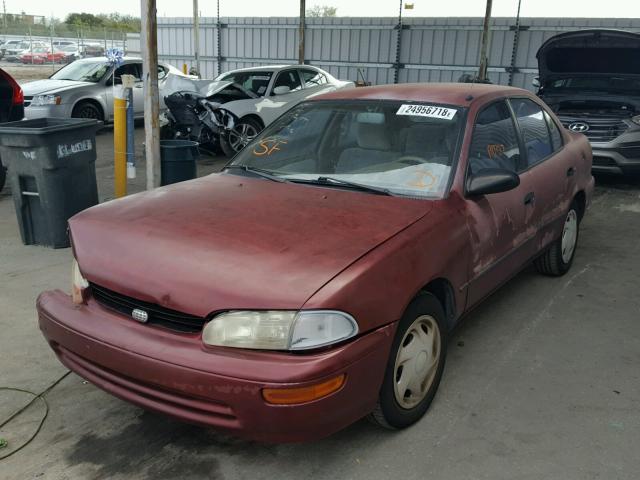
left=306, top=5, right=337, bottom=17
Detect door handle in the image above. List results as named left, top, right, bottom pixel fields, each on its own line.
left=523, top=192, right=535, bottom=205
left=566, top=166, right=576, bottom=177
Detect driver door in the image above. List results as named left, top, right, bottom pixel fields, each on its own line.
left=105, top=62, right=144, bottom=120
left=259, top=69, right=308, bottom=125
left=463, top=100, right=531, bottom=307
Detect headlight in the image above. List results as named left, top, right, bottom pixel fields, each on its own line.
left=202, top=310, right=358, bottom=351
left=631, top=115, right=640, bottom=126
left=31, top=94, right=61, bottom=106
left=71, top=258, right=89, bottom=304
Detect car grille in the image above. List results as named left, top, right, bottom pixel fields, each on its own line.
left=559, top=116, right=629, bottom=143
left=24, top=96, right=32, bottom=107
left=90, top=283, right=207, bottom=333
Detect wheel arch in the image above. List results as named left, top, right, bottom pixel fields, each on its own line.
left=418, top=277, right=457, bottom=328
left=239, top=113, right=265, bottom=130
left=573, top=190, right=586, bottom=221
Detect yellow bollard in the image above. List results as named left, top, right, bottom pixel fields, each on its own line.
left=113, top=95, right=127, bottom=198
left=183, top=63, right=188, bottom=75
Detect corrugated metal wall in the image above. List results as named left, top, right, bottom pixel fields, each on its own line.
left=127, top=16, right=640, bottom=90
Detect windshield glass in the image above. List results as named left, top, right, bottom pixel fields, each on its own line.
left=51, top=61, right=110, bottom=82
left=218, top=71, right=273, bottom=96
left=545, top=76, right=640, bottom=94
left=229, top=100, right=464, bottom=199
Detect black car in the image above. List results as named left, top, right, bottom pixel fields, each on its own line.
left=535, top=29, right=640, bottom=176
left=0, top=68, right=25, bottom=191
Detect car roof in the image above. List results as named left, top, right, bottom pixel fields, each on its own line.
left=222, top=64, right=311, bottom=75
left=313, top=82, right=531, bottom=107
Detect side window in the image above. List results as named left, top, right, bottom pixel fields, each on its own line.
left=543, top=110, right=563, bottom=151
left=468, top=101, right=524, bottom=175
left=157, top=65, right=168, bottom=80
left=114, top=63, right=142, bottom=84
left=300, top=69, right=328, bottom=88
left=272, top=70, right=302, bottom=95
left=510, top=98, right=553, bottom=167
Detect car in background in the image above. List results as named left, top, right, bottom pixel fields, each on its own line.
left=0, top=68, right=24, bottom=192
left=20, top=47, right=51, bottom=65
left=0, top=39, right=23, bottom=59
left=37, top=83, right=593, bottom=442
left=4, top=40, right=49, bottom=62
left=79, top=43, right=105, bottom=58
left=536, top=29, right=640, bottom=175
left=164, top=64, right=354, bottom=156
left=22, top=56, right=194, bottom=122
left=51, top=44, right=81, bottom=64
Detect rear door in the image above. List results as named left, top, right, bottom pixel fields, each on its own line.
left=259, top=69, right=307, bottom=125
left=509, top=97, right=575, bottom=255
left=298, top=68, right=334, bottom=95
left=464, top=100, right=531, bottom=307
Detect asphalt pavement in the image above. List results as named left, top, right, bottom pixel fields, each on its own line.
left=0, top=129, right=638, bottom=479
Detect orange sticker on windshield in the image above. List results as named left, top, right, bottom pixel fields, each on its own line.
left=487, top=144, right=505, bottom=158
left=408, top=169, right=437, bottom=189
left=253, top=138, right=288, bottom=156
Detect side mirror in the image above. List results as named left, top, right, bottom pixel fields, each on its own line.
left=532, top=76, right=540, bottom=88
left=272, top=85, right=291, bottom=95
left=467, top=168, right=520, bottom=196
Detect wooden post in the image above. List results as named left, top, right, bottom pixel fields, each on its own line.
left=478, top=0, right=493, bottom=81
left=140, top=0, right=161, bottom=189
left=193, top=0, right=200, bottom=75
left=298, top=0, right=305, bottom=64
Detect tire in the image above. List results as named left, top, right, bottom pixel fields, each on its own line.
left=72, top=101, right=103, bottom=121
left=220, top=117, right=262, bottom=158
left=369, top=292, right=447, bottom=430
left=534, top=201, right=580, bottom=276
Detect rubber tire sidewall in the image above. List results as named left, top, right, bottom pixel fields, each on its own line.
left=536, top=201, right=580, bottom=276
left=220, top=117, right=262, bottom=158
left=376, top=293, right=448, bottom=429
left=72, top=101, right=102, bottom=121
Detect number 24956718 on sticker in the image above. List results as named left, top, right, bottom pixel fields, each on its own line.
left=396, top=104, right=457, bottom=120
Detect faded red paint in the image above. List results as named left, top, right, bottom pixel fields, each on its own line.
left=37, top=83, right=594, bottom=442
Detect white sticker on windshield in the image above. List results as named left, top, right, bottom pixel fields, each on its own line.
left=396, top=104, right=457, bottom=120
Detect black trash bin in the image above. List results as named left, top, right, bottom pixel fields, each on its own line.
left=160, top=139, right=199, bottom=186
left=0, top=117, right=99, bottom=248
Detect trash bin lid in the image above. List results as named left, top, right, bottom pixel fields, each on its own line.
left=0, top=118, right=100, bottom=135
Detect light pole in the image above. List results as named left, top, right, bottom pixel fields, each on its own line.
left=478, top=0, right=493, bottom=81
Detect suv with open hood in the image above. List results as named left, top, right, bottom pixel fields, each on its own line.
left=536, top=29, right=640, bottom=175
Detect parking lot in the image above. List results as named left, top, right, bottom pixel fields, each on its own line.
left=1, top=123, right=639, bottom=478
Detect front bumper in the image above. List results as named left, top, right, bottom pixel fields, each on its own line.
left=24, top=104, right=73, bottom=120
left=37, top=290, right=395, bottom=442
left=589, top=137, right=640, bottom=175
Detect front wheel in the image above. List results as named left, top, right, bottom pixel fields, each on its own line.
left=535, top=201, right=580, bottom=276
left=72, top=101, right=103, bottom=121
left=220, top=117, right=262, bottom=158
left=369, top=293, right=447, bottom=430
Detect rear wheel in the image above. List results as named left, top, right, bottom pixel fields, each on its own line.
left=369, top=293, right=447, bottom=429
left=535, top=201, right=580, bottom=276
left=72, top=101, right=103, bottom=121
left=220, top=117, right=262, bottom=158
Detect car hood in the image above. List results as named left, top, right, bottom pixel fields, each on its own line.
left=22, top=79, right=92, bottom=95
left=70, top=173, right=432, bottom=317
left=536, top=29, right=640, bottom=83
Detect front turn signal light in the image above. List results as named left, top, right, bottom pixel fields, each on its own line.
left=262, top=374, right=346, bottom=405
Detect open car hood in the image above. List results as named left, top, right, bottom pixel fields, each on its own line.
left=536, top=29, right=640, bottom=82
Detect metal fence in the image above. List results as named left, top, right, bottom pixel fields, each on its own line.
left=127, top=16, right=640, bottom=90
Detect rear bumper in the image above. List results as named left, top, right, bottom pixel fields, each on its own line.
left=37, top=290, right=394, bottom=442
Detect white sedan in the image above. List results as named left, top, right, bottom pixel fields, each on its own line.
left=164, top=65, right=354, bottom=156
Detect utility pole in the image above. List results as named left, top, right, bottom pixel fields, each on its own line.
left=193, top=0, right=200, bottom=75
left=140, top=0, right=161, bottom=189
left=478, top=0, right=493, bottom=81
left=298, top=0, right=305, bottom=64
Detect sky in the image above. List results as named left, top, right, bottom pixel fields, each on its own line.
left=12, top=0, right=640, bottom=20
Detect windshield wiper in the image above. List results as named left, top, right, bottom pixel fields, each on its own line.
left=224, top=164, right=288, bottom=183
left=293, top=176, right=394, bottom=196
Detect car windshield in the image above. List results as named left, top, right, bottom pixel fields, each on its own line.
left=51, top=61, right=110, bottom=83
left=545, top=76, right=640, bottom=94
left=218, top=71, right=273, bottom=96
left=229, top=100, right=464, bottom=199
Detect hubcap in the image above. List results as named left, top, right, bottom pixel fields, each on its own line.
left=228, top=123, right=258, bottom=152
left=561, top=209, right=578, bottom=263
left=393, top=315, right=441, bottom=409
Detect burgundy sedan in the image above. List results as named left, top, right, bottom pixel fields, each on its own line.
left=37, top=83, right=594, bottom=442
